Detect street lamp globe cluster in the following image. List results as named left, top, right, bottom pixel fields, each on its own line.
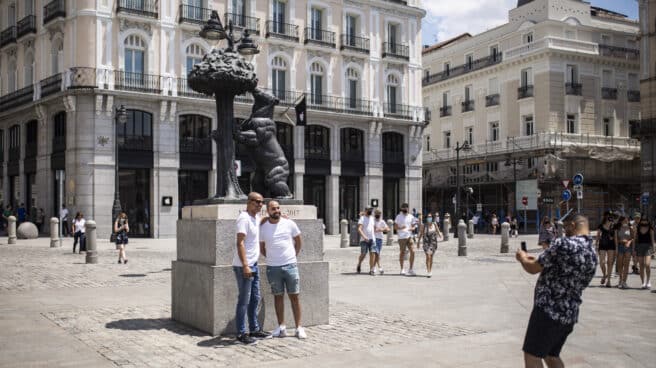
left=112, top=105, right=128, bottom=224
left=454, top=141, right=471, bottom=238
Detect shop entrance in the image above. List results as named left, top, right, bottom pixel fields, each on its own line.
left=118, top=169, right=151, bottom=237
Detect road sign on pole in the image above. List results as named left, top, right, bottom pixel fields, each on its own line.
left=573, top=184, right=583, bottom=191
left=577, top=191, right=583, bottom=199
left=562, top=180, right=570, bottom=188
left=573, top=173, right=584, bottom=186
left=562, top=190, right=572, bottom=201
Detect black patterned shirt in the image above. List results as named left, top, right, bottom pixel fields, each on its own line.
left=535, top=235, right=597, bottom=325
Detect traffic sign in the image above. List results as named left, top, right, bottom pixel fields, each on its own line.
left=562, top=189, right=572, bottom=201
left=573, top=173, right=584, bottom=186
left=573, top=184, right=582, bottom=191
left=577, top=190, right=583, bottom=200
left=562, top=180, right=570, bottom=188
left=522, top=196, right=528, bottom=206
left=542, top=197, right=555, bottom=204
left=642, top=192, right=650, bottom=205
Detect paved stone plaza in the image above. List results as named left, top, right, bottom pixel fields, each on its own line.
left=0, top=234, right=654, bottom=367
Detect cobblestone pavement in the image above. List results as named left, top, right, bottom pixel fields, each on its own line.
left=43, top=302, right=484, bottom=368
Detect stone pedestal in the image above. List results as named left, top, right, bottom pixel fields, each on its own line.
left=172, top=203, right=329, bottom=336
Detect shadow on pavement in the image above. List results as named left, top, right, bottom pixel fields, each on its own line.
left=105, top=318, right=207, bottom=337
left=197, top=336, right=240, bottom=347
left=119, top=274, right=147, bottom=277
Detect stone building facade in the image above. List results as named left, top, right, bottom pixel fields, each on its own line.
left=0, top=0, right=426, bottom=237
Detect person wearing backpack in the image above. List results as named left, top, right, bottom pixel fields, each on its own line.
left=596, top=212, right=616, bottom=288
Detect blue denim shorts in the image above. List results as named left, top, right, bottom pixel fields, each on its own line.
left=360, top=239, right=377, bottom=254
left=266, top=263, right=300, bottom=295
left=375, top=238, right=383, bottom=253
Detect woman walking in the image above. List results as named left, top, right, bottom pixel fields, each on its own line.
left=615, top=216, right=633, bottom=289
left=634, top=217, right=654, bottom=289
left=419, top=213, right=443, bottom=277
left=114, top=212, right=130, bottom=264
left=538, top=217, right=556, bottom=249
left=596, top=212, right=616, bottom=287
left=490, top=214, right=499, bottom=235
left=72, top=212, right=87, bottom=253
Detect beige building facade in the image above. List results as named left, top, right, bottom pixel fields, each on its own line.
left=0, top=0, right=426, bottom=237
left=638, top=0, right=656, bottom=218
left=422, top=0, right=640, bottom=227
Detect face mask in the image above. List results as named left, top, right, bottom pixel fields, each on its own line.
left=375, top=215, right=380, bottom=219
left=366, top=211, right=372, bottom=216
left=426, top=218, right=433, bottom=223
left=401, top=209, right=408, bottom=214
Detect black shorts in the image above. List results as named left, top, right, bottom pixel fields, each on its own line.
left=523, top=307, right=574, bottom=358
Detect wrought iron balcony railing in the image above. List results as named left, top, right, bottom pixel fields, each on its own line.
left=179, top=4, right=211, bottom=24
left=44, top=0, right=66, bottom=25
left=225, top=13, right=260, bottom=34
left=485, top=94, right=500, bottom=107
left=382, top=42, right=409, bottom=60
left=461, top=100, right=475, bottom=112
left=0, top=26, right=17, bottom=48
left=17, top=15, right=36, bottom=39
left=261, top=88, right=303, bottom=106
left=439, top=105, right=452, bottom=117
left=565, top=82, right=582, bottom=96
left=340, top=34, right=370, bottom=53
left=423, top=54, right=503, bottom=86
left=117, top=0, right=158, bottom=18
left=383, top=103, right=413, bottom=119
left=627, top=90, right=640, bottom=102
left=0, top=85, right=34, bottom=111
left=180, top=137, right=212, bottom=154
left=40, top=73, right=63, bottom=97
left=176, top=78, right=211, bottom=99
left=114, top=71, right=161, bottom=94
left=307, top=94, right=374, bottom=116
left=518, top=85, right=534, bottom=99
left=265, top=21, right=299, bottom=42
left=601, top=87, right=617, bottom=100
left=304, top=27, right=336, bottom=48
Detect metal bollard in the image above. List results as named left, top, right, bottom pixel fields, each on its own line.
left=467, top=220, right=474, bottom=239
left=50, top=217, right=61, bottom=248
left=457, top=220, right=467, bottom=256
left=386, top=219, right=394, bottom=247
left=340, top=219, right=349, bottom=248
left=7, top=216, right=16, bottom=244
left=443, top=219, right=450, bottom=241
left=85, top=220, right=98, bottom=264
left=500, top=222, right=510, bottom=253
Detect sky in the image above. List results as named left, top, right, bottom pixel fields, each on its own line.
left=421, top=0, right=639, bottom=46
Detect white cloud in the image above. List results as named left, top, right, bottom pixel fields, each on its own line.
left=421, top=0, right=516, bottom=45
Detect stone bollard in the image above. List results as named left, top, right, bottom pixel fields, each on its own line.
left=457, top=220, right=467, bottom=256
left=443, top=219, right=450, bottom=241
left=50, top=217, right=61, bottom=248
left=7, top=216, right=16, bottom=244
left=386, top=219, right=394, bottom=247
left=85, top=220, right=98, bottom=264
left=467, top=220, right=474, bottom=239
left=500, top=222, right=510, bottom=253
left=340, top=219, right=349, bottom=248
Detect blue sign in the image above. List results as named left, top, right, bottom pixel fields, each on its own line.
left=642, top=193, right=649, bottom=205
left=562, top=189, right=572, bottom=201
left=573, top=173, right=584, bottom=186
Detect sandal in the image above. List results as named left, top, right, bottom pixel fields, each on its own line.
left=600, top=276, right=606, bottom=285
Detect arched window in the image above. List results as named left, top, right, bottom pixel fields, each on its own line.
left=51, top=38, right=63, bottom=75
left=385, top=74, right=400, bottom=113
left=340, top=128, right=364, bottom=162
left=185, top=43, right=205, bottom=74
left=24, top=51, right=34, bottom=86
left=124, top=35, right=146, bottom=74
left=310, top=62, right=325, bottom=105
left=53, top=111, right=66, bottom=153
left=119, top=110, right=153, bottom=151
left=346, top=67, right=360, bottom=109
left=271, top=56, right=288, bottom=100
left=382, top=132, right=404, bottom=164
left=305, top=125, right=330, bottom=160
left=179, top=114, right=211, bottom=154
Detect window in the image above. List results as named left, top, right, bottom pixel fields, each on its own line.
left=527, top=157, right=536, bottom=169
left=345, top=14, right=357, bottom=46
left=466, top=126, right=473, bottom=145
left=272, top=56, right=288, bottom=100
left=600, top=34, right=611, bottom=45
left=602, top=69, right=612, bottom=88
left=425, top=135, right=431, bottom=151
left=7, top=59, right=16, bottom=92
left=232, top=0, right=245, bottom=16
left=424, top=69, right=430, bottom=79
left=305, top=125, right=330, bottom=159
left=382, top=132, right=404, bottom=163
left=490, top=45, right=499, bottom=61
left=521, top=68, right=533, bottom=87
left=490, top=122, right=499, bottom=141
left=566, top=114, right=576, bottom=134
left=464, top=85, right=472, bottom=101
left=273, top=0, right=286, bottom=32
left=310, top=62, right=324, bottom=104
left=340, top=128, right=364, bottom=161
left=386, top=74, right=400, bottom=110
left=119, top=110, right=153, bottom=150
left=346, top=67, right=359, bottom=108
left=465, top=53, right=473, bottom=70
left=53, top=111, right=66, bottom=152
left=24, top=52, right=34, bottom=86
left=603, top=117, right=612, bottom=136
left=524, top=115, right=534, bottom=136
left=8, top=3, right=16, bottom=26
left=311, top=8, right=323, bottom=39
left=566, top=64, right=578, bottom=83
left=185, top=44, right=204, bottom=74
left=51, top=38, right=63, bottom=75
left=628, top=73, right=638, bottom=90
left=444, top=131, right=451, bottom=149
left=523, top=32, right=533, bottom=44
left=25, top=0, right=34, bottom=16
left=486, top=162, right=498, bottom=172
left=124, top=35, right=146, bottom=75
left=442, top=91, right=450, bottom=107
left=388, top=23, right=398, bottom=46
left=444, top=62, right=450, bottom=76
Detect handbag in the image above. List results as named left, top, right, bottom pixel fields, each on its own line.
left=110, top=232, right=116, bottom=242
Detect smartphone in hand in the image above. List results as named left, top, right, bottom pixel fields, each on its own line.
left=521, top=241, right=527, bottom=252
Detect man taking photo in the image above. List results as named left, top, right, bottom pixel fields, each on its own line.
left=516, top=214, right=597, bottom=368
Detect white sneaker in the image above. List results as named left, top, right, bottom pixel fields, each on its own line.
left=372, top=266, right=378, bottom=274
left=647, top=283, right=652, bottom=289
left=427, top=271, right=432, bottom=278
left=378, top=268, right=384, bottom=275
left=295, top=326, right=307, bottom=339
left=272, top=325, right=287, bottom=338
left=400, top=269, right=407, bottom=275
left=407, top=269, right=416, bottom=276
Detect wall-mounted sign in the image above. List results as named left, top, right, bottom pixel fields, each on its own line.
left=162, top=196, right=173, bottom=206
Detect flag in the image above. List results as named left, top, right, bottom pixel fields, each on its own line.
left=295, top=95, right=307, bottom=126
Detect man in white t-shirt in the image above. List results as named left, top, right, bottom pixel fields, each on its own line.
left=259, top=200, right=306, bottom=339
left=233, top=192, right=271, bottom=345
left=395, top=203, right=417, bottom=276
left=373, top=209, right=390, bottom=275
left=356, top=207, right=377, bottom=275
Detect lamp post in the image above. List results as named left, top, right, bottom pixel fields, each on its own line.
left=505, top=157, right=522, bottom=226
left=112, top=105, right=128, bottom=224
left=454, top=141, right=470, bottom=238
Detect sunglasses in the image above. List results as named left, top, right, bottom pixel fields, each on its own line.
left=249, top=199, right=264, bottom=205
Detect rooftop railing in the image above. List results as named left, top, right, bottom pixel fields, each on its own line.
left=423, top=53, right=502, bottom=86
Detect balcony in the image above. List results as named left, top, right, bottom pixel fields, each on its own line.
left=16, top=15, right=36, bottom=39
left=485, top=94, right=500, bottom=107
left=40, top=73, right=63, bottom=97
left=565, top=82, right=582, bottom=96
left=0, top=26, right=17, bottom=48
left=340, top=34, right=370, bottom=54
left=518, top=85, right=534, bottom=99
left=179, top=4, right=211, bottom=25
left=383, top=103, right=413, bottom=120
left=307, top=94, right=374, bottom=116
left=439, top=105, right=452, bottom=117
left=423, top=54, right=502, bottom=86
left=52, top=135, right=66, bottom=153
left=225, top=13, right=260, bottom=35
left=425, top=108, right=431, bottom=122
left=180, top=137, right=212, bottom=154
left=114, top=71, right=161, bottom=94
left=0, top=85, right=34, bottom=111
left=601, top=87, right=617, bottom=100
left=382, top=42, right=409, bottom=60
left=627, top=90, right=640, bottom=102
left=68, top=67, right=97, bottom=89
left=304, top=27, right=336, bottom=48
left=266, top=21, right=299, bottom=42
left=599, top=44, right=639, bottom=61
left=262, top=88, right=303, bottom=106
left=117, top=0, right=158, bottom=19
left=44, top=0, right=66, bottom=25
left=461, top=100, right=474, bottom=112
left=176, top=78, right=210, bottom=99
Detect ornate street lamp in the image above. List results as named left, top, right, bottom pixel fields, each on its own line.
left=112, top=105, right=128, bottom=224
